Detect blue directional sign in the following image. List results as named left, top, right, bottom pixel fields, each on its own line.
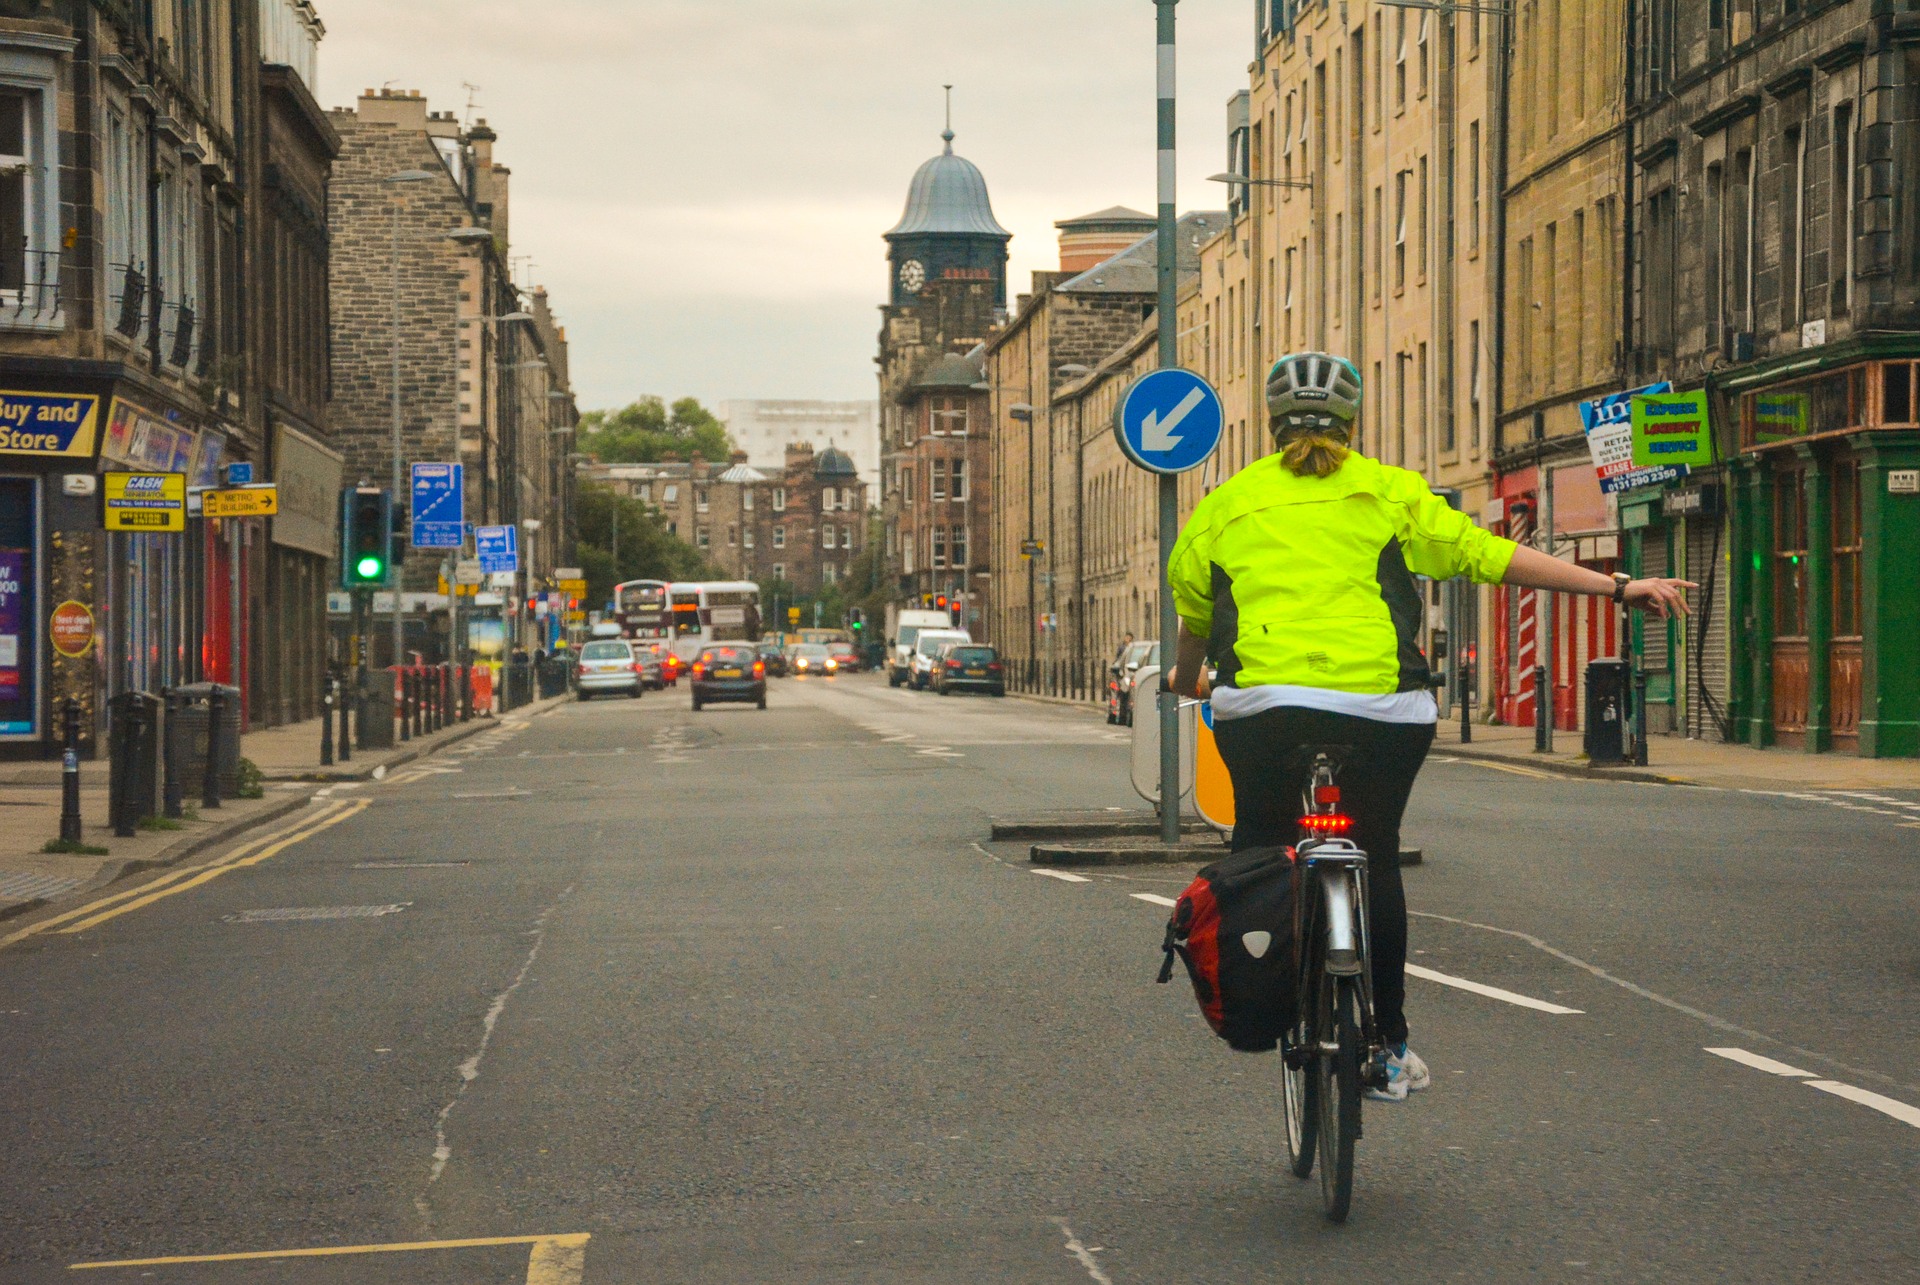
left=474, top=523, right=518, bottom=574
left=1113, top=368, right=1224, bottom=475
left=223, top=461, right=253, bottom=486
left=410, top=462, right=464, bottom=548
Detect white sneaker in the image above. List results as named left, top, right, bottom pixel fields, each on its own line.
left=1365, top=1045, right=1432, bottom=1102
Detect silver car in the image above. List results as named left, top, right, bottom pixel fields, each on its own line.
left=575, top=639, right=642, bottom=700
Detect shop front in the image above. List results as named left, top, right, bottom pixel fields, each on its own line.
left=1726, top=354, right=1920, bottom=758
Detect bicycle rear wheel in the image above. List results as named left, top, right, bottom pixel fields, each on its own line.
left=1282, top=1021, right=1317, bottom=1179
left=1315, top=974, right=1362, bottom=1222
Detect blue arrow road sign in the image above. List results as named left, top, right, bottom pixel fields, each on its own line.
left=1113, top=368, right=1224, bottom=475
left=410, top=462, right=464, bottom=548
left=474, top=523, right=518, bottom=574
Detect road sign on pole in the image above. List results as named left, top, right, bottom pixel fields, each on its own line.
left=474, top=524, right=518, bottom=574
left=1113, top=368, right=1225, bottom=475
left=410, top=463, right=464, bottom=548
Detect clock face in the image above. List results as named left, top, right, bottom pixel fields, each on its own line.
left=898, top=259, right=926, bottom=294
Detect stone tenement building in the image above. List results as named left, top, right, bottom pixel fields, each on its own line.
left=876, top=125, right=1010, bottom=635
left=890, top=349, right=992, bottom=625
left=328, top=89, right=575, bottom=663
left=581, top=444, right=866, bottom=596
left=0, top=0, right=338, bottom=756
left=1622, top=0, right=1920, bottom=759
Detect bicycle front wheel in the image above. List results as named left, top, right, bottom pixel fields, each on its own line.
left=1315, top=974, right=1363, bottom=1222
left=1282, top=1021, right=1317, bottom=1179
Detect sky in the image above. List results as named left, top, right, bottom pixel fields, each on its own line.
left=318, top=1, right=1256, bottom=413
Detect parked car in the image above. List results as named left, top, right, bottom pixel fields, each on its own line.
left=827, top=641, right=863, bottom=673
left=633, top=641, right=675, bottom=690
left=689, top=644, right=766, bottom=711
left=908, top=629, right=971, bottom=689
left=788, top=643, right=840, bottom=678
left=1108, top=640, right=1158, bottom=725
left=933, top=643, right=1005, bottom=696
left=757, top=641, right=789, bottom=677
left=575, top=638, right=642, bottom=700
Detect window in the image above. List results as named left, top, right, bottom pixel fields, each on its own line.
left=662, top=484, right=679, bottom=503
left=1831, top=103, right=1855, bottom=314
left=934, top=395, right=969, bottom=435
left=1467, top=122, right=1482, bottom=254
left=1394, top=171, right=1408, bottom=291
left=773, top=563, right=785, bottom=581
left=822, top=525, right=835, bottom=549
left=727, top=524, right=737, bottom=547
left=696, top=526, right=710, bottom=549
left=1468, top=319, right=1483, bottom=449
left=951, top=524, right=968, bottom=567
left=773, top=525, right=786, bottom=549
left=1730, top=148, right=1754, bottom=332
left=1394, top=10, right=1407, bottom=112
left=1417, top=155, right=1429, bottom=279
left=1706, top=162, right=1726, bottom=348
left=950, top=457, right=968, bottom=501
left=1371, top=186, right=1383, bottom=303
left=1783, top=124, right=1805, bottom=329
left=744, top=529, right=755, bottom=550
left=1646, top=187, right=1676, bottom=358
left=932, top=526, right=947, bottom=567
left=822, top=486, right=836, bottom=511
left=1416, top=14, right=1429, bottom=100
left=823, top=563, right=839, bottom=584
left=902, top=469, right=914, bottom=507
left=931, top=460, right=947, bottom=502
left=772, top=486, right=786, bottom=511
left=696, top=487, right=709, bottom=512
left=637, top=483, right=651, bottom=502
left=1773, top=472, right=1808, bottom=637
left=742, top=488, right=754, bottom=511
left=0, top=62, right=61, bottom=324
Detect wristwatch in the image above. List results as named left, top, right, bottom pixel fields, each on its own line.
left=1611, top=572, right=1633, bottom=604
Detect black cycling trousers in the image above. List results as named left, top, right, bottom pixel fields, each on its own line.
left=1212, top=706, right=1435, bottom=1047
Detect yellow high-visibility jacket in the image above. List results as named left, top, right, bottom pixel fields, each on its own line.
left=1169, top=453, right=1518, bottom=696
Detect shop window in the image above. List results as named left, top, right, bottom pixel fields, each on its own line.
left=1885, top=363, right=1915, bottom=425
left=1831, top=459, right=1862, bottom=640
left=1773, top=473, right=1809, bottom=638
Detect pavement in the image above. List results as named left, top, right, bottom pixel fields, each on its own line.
left=0, top=696, right=564, bottom=925
left=2, top=673, right=1917, bottom=1282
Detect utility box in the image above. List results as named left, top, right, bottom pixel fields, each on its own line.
left=108, top=690, right=162, bottom=831
left=1584, top=658, right=1629, bottom=766
left=357, top=672, right=395, bottom=750
left=169, top=683, right=242, bottom=795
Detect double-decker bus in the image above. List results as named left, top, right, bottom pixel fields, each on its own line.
left=666, top=581, right=763, bottom=661
left=611, top=579, right=671, bottom=641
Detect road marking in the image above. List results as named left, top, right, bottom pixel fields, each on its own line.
left=1706, top=1047, right=1813, bottom=1077
left=70, top=1233, right=591, bottom=1283
left=1048, top=1217, right=1114, bottom=1285
left=1804, top=1080, right=1920, bottom=1130
left=1452, top=759, right=1561, bottom=781
left=223, top=903, right=410, bottom=923
left=1403, top=963, right=1583, bottom=1014
left=1131, top=892, right=1178, bottom=907
left=54, top=801, right=370, bottom=936
left=1032, top=869, right=1091, bottom=883
left=354, top=860, right=469, bottom=869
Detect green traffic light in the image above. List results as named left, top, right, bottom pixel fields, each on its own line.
left=356, top=555, right=384, bottom=580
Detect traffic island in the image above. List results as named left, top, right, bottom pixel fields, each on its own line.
left=990, top=810, right=1213, bottom=842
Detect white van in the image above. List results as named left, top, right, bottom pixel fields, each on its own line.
left=888, top=609, right=956, bottom=687
left=907, top=629, right=971, bottom=690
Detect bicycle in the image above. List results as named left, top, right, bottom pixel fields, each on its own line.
left=1280, top=750, right=1389, bottom=1222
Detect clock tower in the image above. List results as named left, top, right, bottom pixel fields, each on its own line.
left=882, top=126, right=1011, bottom=311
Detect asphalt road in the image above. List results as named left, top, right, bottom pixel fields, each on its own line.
left=2, top=672, right=1916, bottom=1283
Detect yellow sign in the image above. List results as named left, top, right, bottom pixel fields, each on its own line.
left=787, top=607, right=801, bottom=624
left=0, top=390, right=100, bottom=457
left=557, top=578, right=587, bottom=594
left=102, top=472, right=186, bottom=532
left=202, top=485, right=279, bottom=517
left=1193, top=702, right=1236, bottom=832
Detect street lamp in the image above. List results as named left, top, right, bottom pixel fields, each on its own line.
left=382, top=169, right=440, bottom=669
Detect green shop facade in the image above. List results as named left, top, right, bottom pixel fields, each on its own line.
left=1620, top=343, right=1920, bottom=758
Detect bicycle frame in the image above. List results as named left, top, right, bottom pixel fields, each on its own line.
left=1294, top=756, right=1387, bottom=1081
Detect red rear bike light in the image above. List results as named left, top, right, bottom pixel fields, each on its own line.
left=1298, top=813, right=1355, bottom=836
left=1314, top=785, right=1342, bottom=806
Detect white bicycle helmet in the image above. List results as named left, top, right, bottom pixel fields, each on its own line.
left=1266, top=352, right=1365, bottom=435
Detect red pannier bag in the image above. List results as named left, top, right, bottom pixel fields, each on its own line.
left=1156, top=845, right=1302, bottom=1053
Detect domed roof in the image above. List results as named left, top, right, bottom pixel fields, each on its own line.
left=815, top=445, right=858, bottom=478
left=885, top=131, right=1011, bottom=240
left=913, top=351, right=984, bottom=391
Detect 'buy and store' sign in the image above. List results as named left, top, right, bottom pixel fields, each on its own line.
left=0, top=390, right=101, bottom=457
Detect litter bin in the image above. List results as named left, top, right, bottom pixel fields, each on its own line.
left=1584, top=658, right=1629, bottom=766
left=108, top=690, right=162, bottom=834
left=506, top=660, right=535, bottom=708
left=169, top=683, right=242, bottom=796
left=357, top=670, right=396, bottom=750
left=536, top=658, right=570, bottom=699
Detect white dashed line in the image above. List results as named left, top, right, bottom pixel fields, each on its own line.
left=1804, top=1080, right=1920, bottom=1130
left=1403, top=963, right=1584, bottom=1014
left=1706, top=1047, right=1814, bottom=1077
left=1031, top=869, right=1091, bottom=884
left=1131, top=893, right=1178, bottom=907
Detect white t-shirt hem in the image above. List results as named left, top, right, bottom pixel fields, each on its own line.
left=1210, top=684, right=1438, bottom=725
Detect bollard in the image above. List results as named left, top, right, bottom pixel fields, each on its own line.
left=59, top=697, right=82, bottom=844
left=321, top=672, right=335, bottom=767
left=397, top=668, right=412, bottom=743
left=1533, top=664, right=1550, bottom=754
left=338, top=669, right=352, bottom=762
left=112, top=696, right=141, bottom=837
left=413, top=668, right=426, bottom=738
left=161, top=688, right=184, bottom=819
left=201, top=686, right=223, bottom=809
left=1633, top=668, right=1650, bottom=766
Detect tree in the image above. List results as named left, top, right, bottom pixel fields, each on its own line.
left=577, top=396, right=734, bottom=465
left=575, top=482, right=717, bottom=608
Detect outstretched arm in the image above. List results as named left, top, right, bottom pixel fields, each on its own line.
left=1166, top=622, right=1210, bottom=699
left=1502, top=545, right=1696, bottom=619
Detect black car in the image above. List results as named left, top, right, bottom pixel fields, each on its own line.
left=690, top=645, right=767, bottom=711
left=935, top=644, right=1006, bottom=696
left=757, top=642, right=788, bottom=677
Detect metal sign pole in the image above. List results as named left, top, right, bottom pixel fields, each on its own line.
left=1155, top=0, right=1181, bottom=848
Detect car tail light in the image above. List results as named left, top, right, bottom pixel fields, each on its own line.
left=633, top=663, right=645, bottom=673
left=691, top=663, right=706, bottom=678
left=753, top=661, right=765, bottom=677
left=1297, top=813, right=1354, bottom=836
left=946, top=659, right=961, bottom=670
left=988, top=662, right=1002, bottom=672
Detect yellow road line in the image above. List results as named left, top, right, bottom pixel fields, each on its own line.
left=1455, top=758, right=1560, bottom=781
left=70, top=1232, right=590, bottom=1279
left=0, top=802, right=347, bottom=951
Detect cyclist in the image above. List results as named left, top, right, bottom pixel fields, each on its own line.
left=1166, top=352, right=1693, bottom=1101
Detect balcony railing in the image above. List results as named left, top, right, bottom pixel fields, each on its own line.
left=112, top=262, right=145, bottom=338
left=0, top=247, right=63, bottom=324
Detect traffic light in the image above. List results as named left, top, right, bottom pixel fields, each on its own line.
left=850, top=607, right=864, bottom=634
left=340, top=487, right=392, bottom=588
left=935, top=594, right=948, bottom=610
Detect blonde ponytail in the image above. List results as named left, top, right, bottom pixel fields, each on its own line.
left=1278, top=430, right=1351, bottom=479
